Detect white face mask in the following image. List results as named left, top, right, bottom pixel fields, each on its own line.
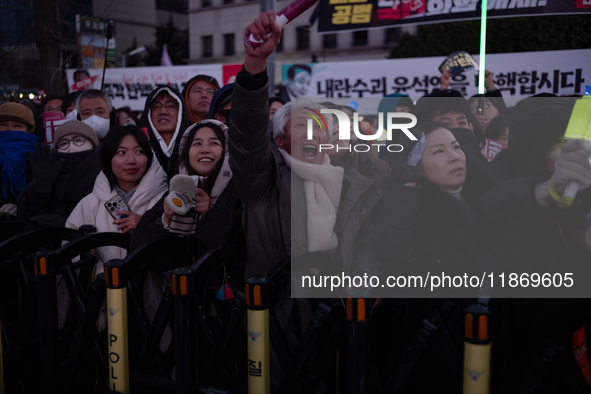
left=65, top=109, right=78, bottom=121
left=83, top=115, right=110, bottom=139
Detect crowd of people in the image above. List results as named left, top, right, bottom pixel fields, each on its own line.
left=1, top=11, right=591, bottom=393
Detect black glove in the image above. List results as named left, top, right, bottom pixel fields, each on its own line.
left=28, top=143, right=65, bottom=192
left=30, top=214, right=66, bottom=228
left=384, top=130, right=423, bottom=184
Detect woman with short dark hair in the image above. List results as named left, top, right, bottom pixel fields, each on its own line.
left=66, top=125, right=168, bottom=275
left=371, top=122, right=499, bottom=392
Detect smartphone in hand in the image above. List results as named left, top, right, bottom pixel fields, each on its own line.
left=104, top=195, right=131, bottom=220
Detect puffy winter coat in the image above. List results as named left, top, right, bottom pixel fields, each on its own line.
left=65, top=157, right=168, bottom=274
left=17, top=148, right=101, bottom=222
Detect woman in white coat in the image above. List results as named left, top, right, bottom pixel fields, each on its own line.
left=64, top=125, right=168, bottom=329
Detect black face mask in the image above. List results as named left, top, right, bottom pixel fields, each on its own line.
left=217, top=109, right=231, bottom=125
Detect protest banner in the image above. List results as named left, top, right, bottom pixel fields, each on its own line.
left=280, top=49, right=590, bottom=102
left=66, top=64, right=223, bottom=111
left=43, top=112, right=67, bottom=148
left=318, top=0, right=591, bottom=33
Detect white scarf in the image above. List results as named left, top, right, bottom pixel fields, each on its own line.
left=279, top=149, right=344, bottom=252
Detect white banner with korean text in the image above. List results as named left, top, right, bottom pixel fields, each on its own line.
left=280, top=49, right=590, bottom=105
left=66, top=64, right=224, bottom=111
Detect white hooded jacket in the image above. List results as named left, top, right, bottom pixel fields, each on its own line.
left=65, top=156, right=168, bottom=274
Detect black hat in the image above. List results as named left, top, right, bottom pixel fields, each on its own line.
left=188, top=74, right=220, bottom=90
left=208, top=83, right=234, bottom=118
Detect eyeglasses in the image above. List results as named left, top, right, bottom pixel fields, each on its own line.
left=57, top=136, right=88, bottom=150
left=470, top=101, right=492, bottom=112
left=44, top=107, right=62, bottom=114
left=150, top=101, right=179, bottom=112
left=191, top=88, right=215, bottom=97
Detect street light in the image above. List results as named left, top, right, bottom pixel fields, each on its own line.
left=121, top=46, right=146, bottom=68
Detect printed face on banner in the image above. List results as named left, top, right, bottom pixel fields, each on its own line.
left=288, top=71, right=312, bottom=98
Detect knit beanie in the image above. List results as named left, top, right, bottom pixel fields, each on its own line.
left=0, top=102, right=36, bottom=133
left=54, top=120, right=99, bottom=148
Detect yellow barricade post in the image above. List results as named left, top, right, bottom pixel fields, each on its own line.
left=245, top=278, right=270, bottom=394
left=172, top=266, right=197, bottom=394
left=34, top=250, right=59, bottom=391
left=105, top=259, right=129, bottom=394
left=346, top=294, right=369, bottom=394
left=463, top=304, right=492, bottom=394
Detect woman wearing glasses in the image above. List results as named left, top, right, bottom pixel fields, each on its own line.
left=16, top=120, right=102, bottom=227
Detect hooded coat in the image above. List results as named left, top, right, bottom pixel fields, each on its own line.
left=130, top=119, right=246, bottom=278
left=181, top=74, right=220, bottom=125
left=141, top=86, right=190, bottom=179
left=65, top=157, right=168, bottom=274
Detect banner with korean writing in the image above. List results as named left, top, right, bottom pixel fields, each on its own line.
left=279, top=49, right=590, bottom=103
left=43, top=112, right=67, bottom=148
left=319, top=0, right=591, bottom=33
left=481, top=138, right=508, bottom=161
left=66, top=64, right=223, bottom=111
